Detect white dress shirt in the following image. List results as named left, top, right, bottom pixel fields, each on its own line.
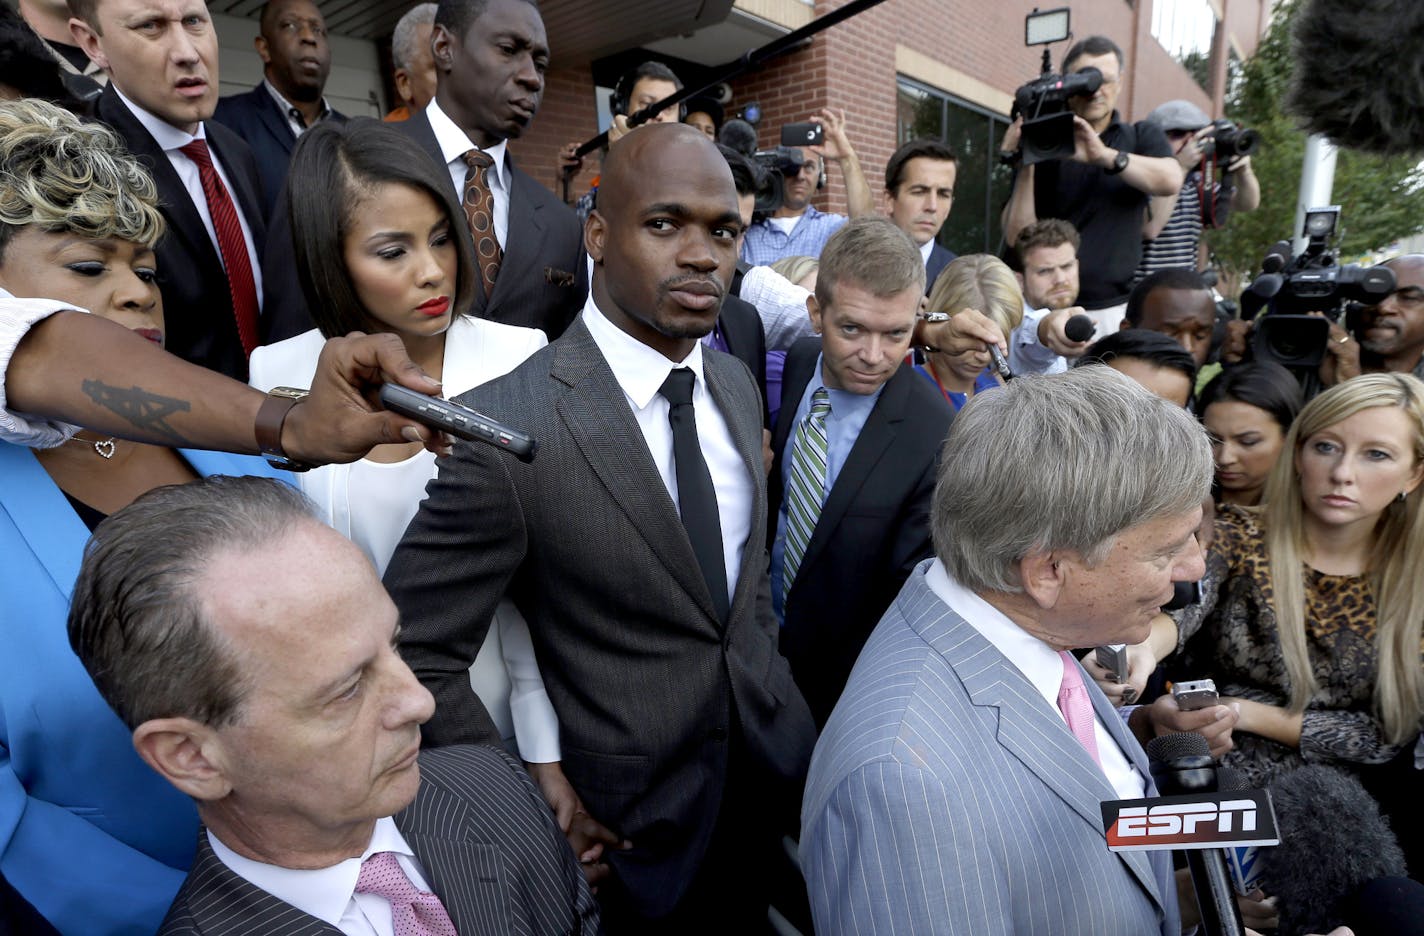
left=738, top=264, right=815, bottom=352
left=1010, top=302, right=1070, bottom=376
left=112, top=85, right=264, bottom=307
left=582, top=296, right=752, bottom=609
left=209, top=817, right=432, bottom=936
left=425, top=99, right=510, bottom=250
left=918, top=237, right=935, bottom=267
left=0, top=295, right=82, bottom=447
left=924, top=559, right=1146, bottom=801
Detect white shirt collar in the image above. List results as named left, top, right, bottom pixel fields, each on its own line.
left=206, top=817, right=415, bottom=928
left=112, top=83, right=204, bottom=151
left=425, top=98, right=509, bottom=194
left=924, top=558, right=1065, bottom=712
left=581, top=293, right=706, bottom=410
left=919, top=238, right=935, bottom=266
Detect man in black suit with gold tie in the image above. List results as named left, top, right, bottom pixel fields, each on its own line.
left=69, top=0, right=300, bottom=379
left=386, top=123, right=816, bottom=930
left=67, top=477, right=598, bottom=936
left=394, top=0, right=585, bottom=340
left=769, top=217, right=954, bottom=725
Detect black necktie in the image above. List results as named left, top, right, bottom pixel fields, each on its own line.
left=658, top=367, right=730, bottom=623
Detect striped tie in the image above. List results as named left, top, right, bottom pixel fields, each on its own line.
left=782, top=387, right=831, bottom=601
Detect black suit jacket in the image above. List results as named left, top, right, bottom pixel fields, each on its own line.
left=213, top=84, right=346, bottom=218
left=925, top=241, right=957, bottom=295
left=394, top=109, right=585, bottom=339
left=716, top=293, right=769, bottom=424
left=95, top=85, right=300, bottom=379
left=769, top=339, right=954, bottom=725
left=386, top=319, right=815, bottom=917
left=156, top=746, right=598, bottom=936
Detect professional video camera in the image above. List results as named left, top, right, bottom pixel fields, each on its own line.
left=1200, top=119, right=1260, bottom=160
left=717, top=116, right=803, bottom=218
left=1010, top=7, right=1103, bottom=165
left=1239, top=207, right=1394, bottom=370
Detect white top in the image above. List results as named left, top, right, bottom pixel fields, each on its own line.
left=0, top=296, right=82, bottom=447
left=582, top=296, right=752, bottom=609
left=919, top=237, right=935, bottom=265
left=738, top=264, right=815, bottom=352
left=924, top=559, right=1146, bottom=801
left=112, top=85, right=264, bottom=307
left=767, top=215, right=799, bottom=235
left=209, top=817, right=432, bottom=936
left=249, top=316, right=561, bottom=761
left=425, top=99, right=510, bottom=251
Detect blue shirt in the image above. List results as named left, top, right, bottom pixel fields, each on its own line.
left=913, top=363, right=1000, bottom=411
left=741, top=205, right=848, bottom=266
left=771, top=353, right=884, bottom=618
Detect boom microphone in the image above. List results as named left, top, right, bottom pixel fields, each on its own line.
left=1063, top=314, right=1096, bottom=343
left=1256, top=765, right=1408, bottom=936
left=1288, top=0, right=1424, bottom=154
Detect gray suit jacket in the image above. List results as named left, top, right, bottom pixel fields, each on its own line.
left=801, top=561, right=1180, bottom=935
left=385, top=317, right=816, bottom=917
left=156, top=746, right=598, bottom=936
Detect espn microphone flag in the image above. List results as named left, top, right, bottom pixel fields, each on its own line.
left=1101, top=789, right=1280, bottom=851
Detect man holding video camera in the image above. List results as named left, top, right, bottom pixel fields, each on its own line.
left=1136, top=100, right=1260, bottom=282
left=1001, top=35, right=1183, bottom=335
left=740, top=107, right=874, bottom=266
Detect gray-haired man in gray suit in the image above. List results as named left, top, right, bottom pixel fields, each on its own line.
left=802, top=365, right=1212, bottom=935
left=67, top=476, right=598, bottom=936
left=385, top=122, right=816, bottom=929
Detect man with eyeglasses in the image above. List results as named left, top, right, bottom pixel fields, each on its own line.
left=740, top=107, right=874, bottom=266
left=216, top=0, right=346, bottom=218
left=1000, top=35, right=1183, bottom=337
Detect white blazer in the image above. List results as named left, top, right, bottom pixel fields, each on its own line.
left=250, top=315, right=558, bottom=759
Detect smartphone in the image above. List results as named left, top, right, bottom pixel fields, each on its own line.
left=378, top=383, right=537, bottom=462
left=781, top=122, right=824, bottom=147
left=1172, top=678, right=1220, bottom=712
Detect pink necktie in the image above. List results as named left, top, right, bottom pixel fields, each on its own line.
left=1057, top=650, right=1102, bottom=766
left=354, top=851, right=458, bottom=936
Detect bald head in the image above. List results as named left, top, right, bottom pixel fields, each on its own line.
left=1362, top=254, right=1424, bottom=364
left=586, top=122, right=743, bottom=361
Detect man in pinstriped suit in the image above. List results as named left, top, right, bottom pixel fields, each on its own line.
left=66, top=477, right=598, bottom=936
left=802, top=365, right=1214, bottom=935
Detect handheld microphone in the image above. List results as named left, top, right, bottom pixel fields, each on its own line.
left=988, top=343, right=1014, bottom=381
left=1063, top=313, right=1096, bottom=343
left=378, top=384, right=537, bottom=462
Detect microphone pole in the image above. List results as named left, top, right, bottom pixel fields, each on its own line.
left=560, top=0, right=891, bottom=199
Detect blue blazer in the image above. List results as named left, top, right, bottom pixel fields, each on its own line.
left=802, top=561, right=1179, bottom=935
left=0, top=443, right=288, bottom=936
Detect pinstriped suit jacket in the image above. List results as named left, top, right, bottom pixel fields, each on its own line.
left=156, top=746, right=598, bottom=935
left=801, top=560, right=1180, bottom=935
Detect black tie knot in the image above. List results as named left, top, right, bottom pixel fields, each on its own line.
left=659, top=367, right=696, bottom=407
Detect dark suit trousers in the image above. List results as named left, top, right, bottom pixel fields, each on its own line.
left=596, top=720, right=806, bottom=934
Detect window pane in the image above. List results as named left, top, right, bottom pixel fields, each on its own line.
left=897, top=82, right=941, bottom=144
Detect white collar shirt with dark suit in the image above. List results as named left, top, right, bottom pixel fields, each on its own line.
left=383, top=304, right=816, bottom=919
left=391, top=105, right=583, bottom=340
left=156, top=746, right=598, bottom=936
left=801, top=559, right=1179, bottom=935
left=112, top=84, right=264, bottom=305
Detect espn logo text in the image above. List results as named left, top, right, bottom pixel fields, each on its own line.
left=1101, top=790, right=1279, bottom=852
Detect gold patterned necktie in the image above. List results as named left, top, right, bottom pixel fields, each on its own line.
left=460, top=148, right=503, bottom=301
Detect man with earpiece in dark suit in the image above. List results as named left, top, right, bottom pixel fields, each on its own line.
left=66, top=476, right=599, bottom=936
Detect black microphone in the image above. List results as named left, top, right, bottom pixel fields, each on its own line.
left=1257, top=765, right=1409, bottom=936
left=1289, top=0, right=1424, bottom=154
left=1345, top=877, right=1424, bottom=936
left=1063, top=313, right=1095, bottom=343
left=718, top=118, right=759, bottom=160
left=1146, top=733, right=1247, bottom=936
left=1260, top=240, right=1293, bottom=275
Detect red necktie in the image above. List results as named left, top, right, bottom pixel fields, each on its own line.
left=178, top=139, right=259, bottom=356
left=354, top=851, right=458, bottom=936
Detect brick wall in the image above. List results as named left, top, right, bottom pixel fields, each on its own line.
left=511, top=0, right=1268, bottom=212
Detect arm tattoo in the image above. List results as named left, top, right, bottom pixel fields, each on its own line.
left=81, top=379, right=193, bottom=447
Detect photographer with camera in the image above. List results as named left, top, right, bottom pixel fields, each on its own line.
left=1001, top=35, right=1183, bottom=335
left=1303, top=254, right=1424, bottom=387
left=740, top=107, right=874, bottom=266
left=1136, top=100, right=1260, bottom=282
